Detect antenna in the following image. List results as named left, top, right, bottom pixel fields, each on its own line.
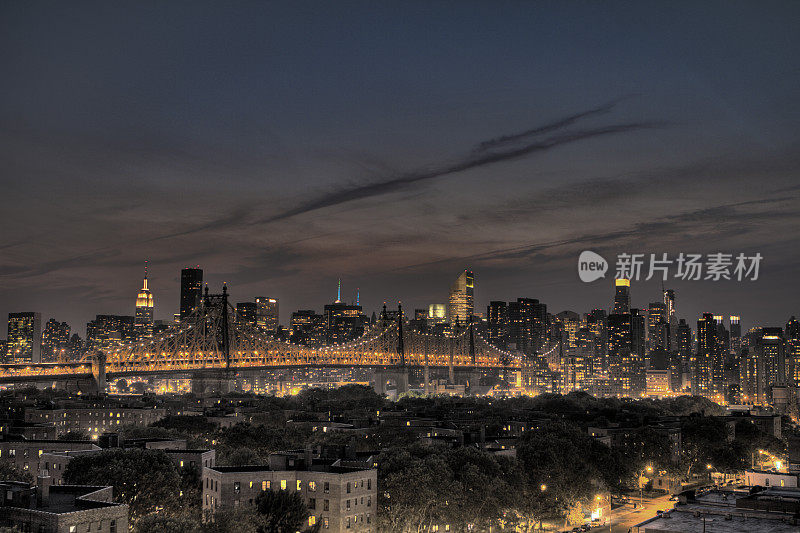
left=356, top=287, right=360, bottom=306
left=337, top=278, right=341, bottom=303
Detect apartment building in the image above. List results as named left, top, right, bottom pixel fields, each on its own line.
left=24, top=407, right=166, bottom=437
left=0, top=477, right=128, bottom=533
left=202, top=451, right=376, bottom=532
left=0, top=438, right=100, bottom=477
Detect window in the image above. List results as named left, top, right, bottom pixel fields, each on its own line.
left=323, top=518, right=329, bottom=529
left=346, top=517, right=351, bottom=529
left=367, top=513, right=371, bottom=524
left=234, top=482, right=241, bottom=494
left=110, top=520, right=116, bottom=533
left=324, top=482, right=329, bottom=493
left=308, top=516, right=316, bottom=527
left=367, top=496, right=371, bottom=507
left=297, top=479, right=302, bottom=491
left=309, top=481, right=316, bottom=491
left=86, top=524, right=91, bottom=532
left=346, top=499, right=351, bottom=511
left=69, top=527, right=77, bottom=533
left=367, top=479, right=371, bottom=490
left=308, top=498, right=316, bottom=510
left=346, top=482, right=351, bottom=493
left=280, top=480, right=287, bottom=490
left=249, top=481, right=253, bottom=489
left=324, top=499, right=329, bottom=511
left=180, top=461, right=184, bottom=467
left=8, top=450, right=14, bottom=458
left=262, top=480, right=268, bottom=491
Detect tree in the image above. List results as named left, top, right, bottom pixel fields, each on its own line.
left=63, top=448, right=182, bottom=526
left=0, top=461, right=32, bottom=484
left=58, top=429, right=90, bottom=441
left=253, top=490, right=316, bottom=533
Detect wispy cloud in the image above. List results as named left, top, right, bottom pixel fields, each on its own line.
left=260, top=119, right=662, bottom=224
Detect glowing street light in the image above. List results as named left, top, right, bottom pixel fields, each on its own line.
left=540, top=484, right=547, bottom=492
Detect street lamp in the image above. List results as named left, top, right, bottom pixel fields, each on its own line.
left=639, top=465, right=653, bottom=508
left=540, top=484, right=547, bottom=492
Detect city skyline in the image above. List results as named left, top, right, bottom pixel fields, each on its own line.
left=2, top=2, right=800, bottom=335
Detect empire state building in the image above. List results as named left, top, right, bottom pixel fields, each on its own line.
left=135, top=262, right=155, bottom=339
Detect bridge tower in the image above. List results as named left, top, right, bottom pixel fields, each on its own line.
left=373, top=302, right=409, bottom=396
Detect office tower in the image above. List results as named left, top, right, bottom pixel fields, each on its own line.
left=7, top=312, right=42, bottom=363
left=647, top=302, right=668, bottom=355
left=630, top=309, right=646, bottom=362
left=324, top=301, right=367, bottom=345
left=607, top=313, right=633, bottom=396
left=447, top=270, right=474, bottom=324
left=676, top=319, right=692, bottom=391
left=663, top=289, right=678, bottom=353
left=730, top=315, right=742, bottom=355
left=236, top=302, right=258, bottom=327
left=507, top=298, right=548, bottom=355
left=586, top=309, right=608, bottom=373
left=180, top=267, right=203, bottom=320
left=629, top=309, right=646, bottom=392
left=786, top=316, right=800, bottom=386
left=41, top=319, right=70, bottom=362
left=756, top=328, right=786, bottom=404
left=695, top=313, right=720, bottom=398
left=290, top=310, right=326, bottom=347
left=134, top=263, right=154, bottom=340
left=487, top=301, right=508, bottom=347
left=663, top=289, right=676, bottom=318
left=427, top=304, right=446, bottom=323
left=86, top=315, right=135, bottom=353
left=612, top=278, right=630, bottom=314
left=255, top=297, right=279, bottom=331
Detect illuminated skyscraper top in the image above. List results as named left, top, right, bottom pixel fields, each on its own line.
left=612, top=278, right=630, bottom=314
left=448, top=270, right=474, bottom=324
left=135, top=262, right=154, bottom=338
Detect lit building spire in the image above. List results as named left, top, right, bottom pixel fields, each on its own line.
left=356, top=287, right=360, bottom=306
left=135, top=260, right=154, bottom=339
left=336, top=278, right=341, bottom=303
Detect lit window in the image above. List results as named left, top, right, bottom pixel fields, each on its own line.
left=297, top=480, right=302, bottom=491
left=280, top=480, right=287, bottom=490
left=262, top=481, right=268, bottom=491
left=309, top=481, right=316, bottom=491
left=308, top=516, right=316, bottom=527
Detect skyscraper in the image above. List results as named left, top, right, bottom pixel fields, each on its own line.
left=695, top=313, right=721, bottom=398
left=7, top=312, right=42, bottom=363
left=612, top=278, right=630, bottom=314
left=786, top=316, right=800, bottom=387
left=608, top=313, right=632, bottom=396
left=487, top=301, right=509, bottom=347
left=255, top=297, right=279, bottom=331
left=180, top=267, right=203, bottom=320
left=41, top=319, right=70, bottom=362
left=647, top=302, right=668, bottom=353
left=756, top=328, right=786, bottom=403
left=236, top=302, right=258, bottom=327
left=134, top=263, right=154, bottom=339
left=447, top=270, right=474, bottom=325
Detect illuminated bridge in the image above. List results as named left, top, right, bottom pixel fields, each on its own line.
left=0, top=287, right=527, bottom=393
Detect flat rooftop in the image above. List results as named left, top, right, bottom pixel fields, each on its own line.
left=638, top=509, right=799, bottom=532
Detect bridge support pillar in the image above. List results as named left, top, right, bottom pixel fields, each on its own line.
left=372, top=368, right=409, bottom=397
left=467, top=369, right=482, bottom=391
left=90, top=351, right=106, bottom=394
left=192, top=373, right=234, bottom=396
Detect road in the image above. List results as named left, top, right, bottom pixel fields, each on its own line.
left=591, top=493, right=674, bottom=533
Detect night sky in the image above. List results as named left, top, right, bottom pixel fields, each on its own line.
left=2, top=1, right=800, bottom=336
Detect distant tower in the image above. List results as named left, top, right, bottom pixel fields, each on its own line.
left=612, top=278, right=631, bottom=314
left=135, top=262, right=154, bottom=339
left=448, top=270, right=474, bottom=324
left=180, top=267, right=203, bottom=320
left=336, top=279, right=342, bottom=303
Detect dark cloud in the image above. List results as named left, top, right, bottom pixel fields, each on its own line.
left=472, top=95, right=635, bottom=153
left=261, top=120, right=662, bottom=224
